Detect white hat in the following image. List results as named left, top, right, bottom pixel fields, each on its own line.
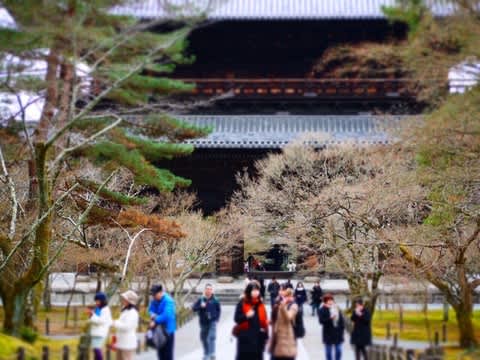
left=120, top=290, right=139, bottom=305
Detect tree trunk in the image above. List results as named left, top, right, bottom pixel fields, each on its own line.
left=454, top=303, right=477, bottom=348
left=43, top=273, right=52, bottom=312
left=347, top=274, right=369, bottom=307
left=367, top=271, right=382, bottom=318
left=1, top=288, right=29, bottom=335
left=96, top=272, right=102, bottom=293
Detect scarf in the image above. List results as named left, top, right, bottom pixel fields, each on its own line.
left=330, top=305, right=339, bottom=327
left=237, top=298, right=268, bottom=332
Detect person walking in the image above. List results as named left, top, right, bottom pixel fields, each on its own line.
left=284, top=279, right=294, bottom=290
left=270, top=284, right=288, bottom=326
left=112, top=290, right=139, bottom=360
left=269, top=288, right=298, bottom=360
left=234, top=282, right=269, bottom=360
left=267, top=277, right=281, bottom=308
left=294, top=282, right=307, bottom=311
left=149, top=285, right=176, bottom=360
left=259, top=278, right=266, bottom=299
left=318, top=294, right=345, bottom=360
left=350, top=299, right=372, bottom=360
left=192, top=284, right=221, bottom=360
left=88, top=292, right=112, bottom=360
left=310, top=281, right=323, bottom=316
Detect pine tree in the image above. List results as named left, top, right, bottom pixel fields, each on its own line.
left=0, top=0, right=209, bottom=334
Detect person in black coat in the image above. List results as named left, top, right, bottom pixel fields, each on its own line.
left=350, top=299, right=372, bottom=360
left=294, top=282, right=307, bottom=310
left=267, top=277, right=281, bottom=308
left=234, top=282, right=269, bottom=360
left=310, top=281, right=323, bottom=316
left=318, top=294, right=345, bottom=360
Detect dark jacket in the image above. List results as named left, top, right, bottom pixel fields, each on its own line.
left=311, top=285, right=323, bottom=304
left=318, top=305, right=345, bottom=345
left=294, top=288, right=307, bottom=305
left=350, top=308, right=372, bottom=346
left=267, top=281, right=280, bottom=297
left=234, top=300, right=267, bottom=360
left=192, top=295, right=221, bottom=326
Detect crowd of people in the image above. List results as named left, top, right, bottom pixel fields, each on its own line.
left=85, top=279, right=372, bottom=360
left=234, top=278, right=372, bottom=360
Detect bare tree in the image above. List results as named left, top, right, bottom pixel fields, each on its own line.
left=232, top=144, right=426, bottom=315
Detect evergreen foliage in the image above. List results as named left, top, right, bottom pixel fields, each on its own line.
left=0, top=0, right=211, bottom=335
left=382, top=0, right=426, bottom=34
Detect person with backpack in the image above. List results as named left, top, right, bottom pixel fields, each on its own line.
left=87, top=292, right=112, bottom=360
left=318, top=294, right=345, bottom=360
left=269, top=288, right=299, bottom=360
left=350, top=299, right=372, bottom=360
left=234, top=281, right=269, bottom=360
left=310, top=281, right=323, bottom=316
left=192, top=284, right=221, bottom=360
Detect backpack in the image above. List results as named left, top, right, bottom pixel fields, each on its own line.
left=288, top=303, right=305, bottom=338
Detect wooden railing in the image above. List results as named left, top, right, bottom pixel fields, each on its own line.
left=177, top=78, right=416, bottom=99
left=368, top=344, right=444, bottom=360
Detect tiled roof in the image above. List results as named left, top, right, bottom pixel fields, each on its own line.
left=110, top=0, right=454, bottom=20
left=179, top=114, right=408, bottom=148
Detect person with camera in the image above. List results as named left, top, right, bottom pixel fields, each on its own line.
left=192, top=283, right=221, bottom=360
left=350, top=298, right=372, bottom=360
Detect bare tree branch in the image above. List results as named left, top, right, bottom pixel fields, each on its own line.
left=0, top=143, right=18, bottom=240
left=0, top=183, right=80, bottom=273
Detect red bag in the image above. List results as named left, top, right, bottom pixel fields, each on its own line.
left=108, top=335, right=117, bottom=351
left=232, top=324, right=242, bottom=337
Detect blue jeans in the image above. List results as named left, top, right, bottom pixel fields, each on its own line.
left=200, top=321, right=217, bottom=359
left=325, top=343, right=342, bottom=360
left=157, top=332, right=175, bottom=360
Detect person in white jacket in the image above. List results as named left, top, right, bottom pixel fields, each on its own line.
left=112, top=290, right=139, bottom=360
left=88, top=292, right=112, bottom=360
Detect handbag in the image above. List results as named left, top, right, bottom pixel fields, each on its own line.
left=146, top=325, right=168, bottom=349
left=231, top=323, right=242, bottom=337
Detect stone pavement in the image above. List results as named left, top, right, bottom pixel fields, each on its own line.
left=136, top=304, right=434, bottom=360
left=137, top=305, right=353, bottom=360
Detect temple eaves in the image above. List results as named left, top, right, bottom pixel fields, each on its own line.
left=176, top=114, right=413, bottom=149
left=110, top=0, right=454, bottom=20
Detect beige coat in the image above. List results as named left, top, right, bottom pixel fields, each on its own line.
left=270, top=302, right=298, bottom=358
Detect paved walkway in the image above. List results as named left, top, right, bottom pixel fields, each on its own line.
left=137, top=304, right=435, bottom=360
left=138, top=305, right=353, bottom=360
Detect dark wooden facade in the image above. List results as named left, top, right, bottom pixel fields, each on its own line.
left=158, top=18, right=416, bottom=275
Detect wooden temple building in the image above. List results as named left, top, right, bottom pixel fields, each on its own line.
left=112, top=0, right=446, bottom=274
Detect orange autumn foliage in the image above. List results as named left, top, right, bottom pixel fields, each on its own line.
left=117, top=208, right=186, bottom=240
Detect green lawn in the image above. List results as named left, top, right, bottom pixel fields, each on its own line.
left=0, top=333, right=78, bottom=359
left=372, top=309, right=480, bottom=359
left=372, top=308, right=480, bottom=342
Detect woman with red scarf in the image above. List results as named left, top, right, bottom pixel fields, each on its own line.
left=234, top=281, right=269, bottom=360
